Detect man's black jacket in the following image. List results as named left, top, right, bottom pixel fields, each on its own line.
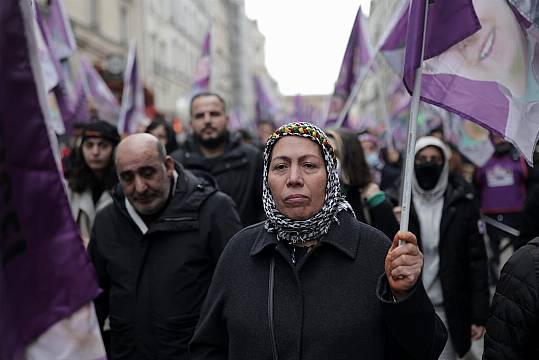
left=88, top=164, right=242, bottom=359
left=171, top=132, right=264, bottom=225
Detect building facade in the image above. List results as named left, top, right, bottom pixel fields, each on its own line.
left=62, top=0, right=278, bottom=126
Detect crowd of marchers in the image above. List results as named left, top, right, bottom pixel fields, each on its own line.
left=61, top=91, right=539, bottom=360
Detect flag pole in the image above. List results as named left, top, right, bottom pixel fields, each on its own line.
left=332, top=1, right=411, bottom=130
left=399, top=0, right=430, bottom=238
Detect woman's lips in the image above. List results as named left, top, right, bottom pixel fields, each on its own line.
left=284, top=194, right=309, bottom=205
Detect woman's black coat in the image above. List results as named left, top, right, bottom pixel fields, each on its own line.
left=189, top=212, right=447, bottom=360
left=407, top=178, right=489, bottom=357
left=344, top=185, right=399, bottom=239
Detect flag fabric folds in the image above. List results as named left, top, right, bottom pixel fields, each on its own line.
left=326, top=7, right=372, bottom=127
left=80, top=56, right=120, bottom=124
left=254, top=75, right=279, bottom=124
left=380, top=0, right=410, bottom=76
left=404, top=0, right=539, bottom=163
left=0, top=1, right=104, bottom=359
left=46, top=0, right=77, bottom=60
left=192, top=31, right=211, bottom=95
left=118, top=39, right=145, bottom=134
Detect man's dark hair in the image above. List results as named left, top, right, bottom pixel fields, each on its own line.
left=190, top=92, right=227, bottom=115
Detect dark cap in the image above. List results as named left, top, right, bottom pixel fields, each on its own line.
left=81, top=120, right=121, bottom=146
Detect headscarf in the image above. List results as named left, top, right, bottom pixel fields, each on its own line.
left=263, top=122, right=353, bottom=244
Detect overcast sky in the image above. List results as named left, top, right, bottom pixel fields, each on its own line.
left=244, top=0, right=372, bottom=96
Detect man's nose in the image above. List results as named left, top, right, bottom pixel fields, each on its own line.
left=134, top=176, right=147, bottom=192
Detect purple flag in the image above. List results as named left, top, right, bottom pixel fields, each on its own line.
left=380, top=0, right=411, bottom=76
left=326, top=7, right=372, bottom=128
left=80, top=56, right=120, bottom=124
left=118, top=39, right=145, bottom=134
left=404, top=0, right=539, bottom=162
left=228, top=106, right=245, bottom=131
left=254, top=75, right=279, bottom=124
left=47, top=0, right=77, bottom=60
left=0, top=1, right=103, bottom=359
left=192, top=31, right=211, bottom=94
left=40, top=0, right=90, bottom=132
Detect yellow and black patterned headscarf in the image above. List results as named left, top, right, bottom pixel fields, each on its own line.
left=263, top=122, right=353, bottom=244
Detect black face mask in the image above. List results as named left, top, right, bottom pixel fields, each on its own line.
left=494, top=142, right=512, bottom=155
left=414, top=162, right=443, bottom=190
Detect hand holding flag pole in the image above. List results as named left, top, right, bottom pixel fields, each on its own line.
left=399, top=0, right=431, bottom=241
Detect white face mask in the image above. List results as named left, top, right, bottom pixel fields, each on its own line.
left=366, top=152, right=381, bottom=169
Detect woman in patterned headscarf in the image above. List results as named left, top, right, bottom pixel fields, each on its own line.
left=190, top=122, right=446, bottom=360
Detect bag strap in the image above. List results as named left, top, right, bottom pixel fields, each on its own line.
left=268, top=255, right=278, bottom=360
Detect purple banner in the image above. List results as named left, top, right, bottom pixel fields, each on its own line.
left=405, top=0, right=539, bottom=163
left=326, top=7, right=372, bottom=127
left=81, top=56, right=120, bottom=124
left=47, top=0, right=77, bottom=60
left=0, top=1, right=100, bottom=359
left=192, top=31, right=211, bottom=95
left=380, top=0, right=410, bottom=76
left=254, top=75, right=279, bottom=124
left=118, top=39, right=145, bottom=134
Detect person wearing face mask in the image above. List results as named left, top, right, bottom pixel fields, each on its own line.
left=359, top=132, right=384, bottom=184
left=409, top=136, right=489, bottom=360
left=475, top=136, right=528, bottom=284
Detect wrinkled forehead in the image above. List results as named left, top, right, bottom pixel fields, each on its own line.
left=116, top=143, right=160, bottom=169
left=269, top=135, right=324, bottom=161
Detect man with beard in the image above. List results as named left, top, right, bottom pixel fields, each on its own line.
left=172, top=92, right=264, bottom=225
left=88, top=134, right=242, bottom=359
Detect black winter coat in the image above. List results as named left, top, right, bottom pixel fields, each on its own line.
left=519, top=185, right=539, bottom=243
left=190, top=211, right=447, bottom=360
left=171, top=132, right=264, bottom=226
left=483, top=237, right=539, bottom=359
left=88, top=165, right=243, bottom=360
left=407, top=178, right=489, bottom=357
left=344, top=185, right=399, bottom=239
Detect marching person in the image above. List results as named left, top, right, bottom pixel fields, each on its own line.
left=88, top=133, right=242, bottom=359
left=189, top=122, right=447, bottom=360
left=66, top=120, right=120, bottom=247
left=171, top=92, right=264, bottom=226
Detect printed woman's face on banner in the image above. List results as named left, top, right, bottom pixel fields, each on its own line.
left=426, top=0, right=529, bottom=98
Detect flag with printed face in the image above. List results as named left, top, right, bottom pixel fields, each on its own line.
left=405, top=0, right=539, bottom=163
left=0, top=1, right=105, bottom=359
left=326, top=7, right=372, bottom=127
left=80, top=56, right=120, bottom=124
left=192, top=31, right=211, bottom=95
left=118, top=39, right=145, bottom=134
